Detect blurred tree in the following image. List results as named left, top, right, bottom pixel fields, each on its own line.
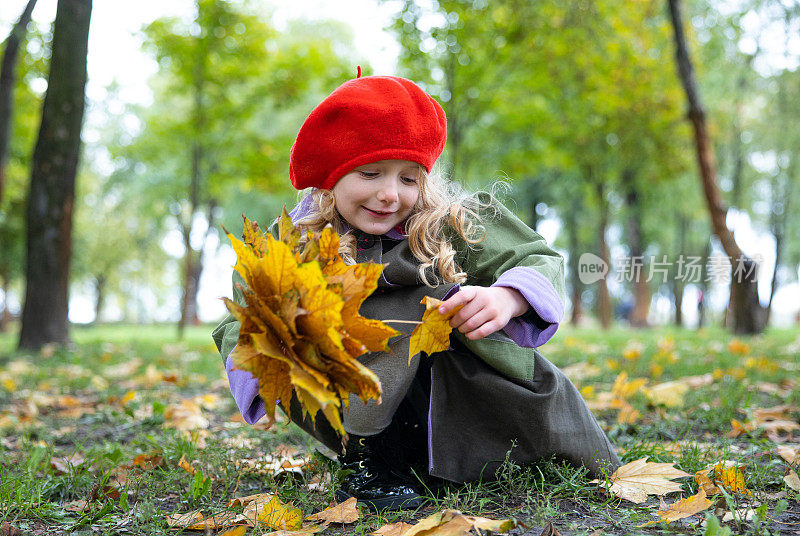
left=119, top=1, right=356, bottom=333
left=0, top=24, right=46, bottom=332
left=668, top=0, right=766, bottom=334
left=388, top=0, right=689, bottom=328
left=0, top=0, right=37, bottom=206
left=18, top=0, right=91, bottom=350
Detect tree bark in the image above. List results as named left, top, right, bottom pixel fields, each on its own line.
left=622, top=169, right=650, bottom=327
left=697, top=238, right=710, bottom=329
left=93, top=273, right=105, bottom=323
left=667, top=0, right=765, bottom=334
left=566, top=196, right=583, bottom=325
left=0, top=0, right=38, bottom=206
left=595, top=181, right=612, bottom=330
left=18, top=0, right=91, bottom=350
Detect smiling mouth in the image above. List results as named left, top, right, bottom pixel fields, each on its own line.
left=363, top=207, right=395, bottom=217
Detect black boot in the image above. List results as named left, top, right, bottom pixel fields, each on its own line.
left=335, top=434, right=423, bottom=511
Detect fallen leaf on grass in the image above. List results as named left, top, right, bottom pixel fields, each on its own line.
left=63, top=499, right=89, bottom=512
left=164, top=399, right=209, bottom=431
left=305, top=497, right=360, bottom=524
left=776, top=445, right=800, bottom=464
left=51, top=452, right=87, bottom=475
left=561, top=361, right=601, bottom=381
left=408, top=296, right=464, bottom=361
left=594, top=457, right=690, bottom=504
left=616, top=401, right=640, bottom=425
left=785, top=470, right=800, bottom=491
left=178, top=454, right=196, bottom=476
left=218, top=527, right=247, bottom=536
left=371, top=521, right=416, bottom=536
left=721, top=508, right=757, bottom=523
left=712, top=462, right=749, bottom=495
left=1, top=522, right=20, bottom=536
left=403, top=509, right=514, bottom=536
left=233, top=494, right=303, bottom=530
left=639, top=488, right=714, bottom=526
left=130, top=453, right=164, bottom=470
left=645, top=380, right=689, bottom=408
left=538, top=521, right=563, bottom=535
left=611, top=372, right=648, bottom=401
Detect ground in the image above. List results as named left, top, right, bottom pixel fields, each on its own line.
left=0, top=324, right=798, bottom=535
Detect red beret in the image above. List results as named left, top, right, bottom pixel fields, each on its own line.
left=289, top=75, right=447, bottom=190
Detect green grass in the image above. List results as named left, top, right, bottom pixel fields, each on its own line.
left=1, top=323, right=799, bottom=535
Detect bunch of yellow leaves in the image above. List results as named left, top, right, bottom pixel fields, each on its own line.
left=223, top=212, right=399, bottom=435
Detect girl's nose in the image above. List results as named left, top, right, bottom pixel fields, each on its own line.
left=377, top=178, right=399, bottom=203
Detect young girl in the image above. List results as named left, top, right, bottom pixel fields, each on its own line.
left=213, top=73, right=619, bottom=510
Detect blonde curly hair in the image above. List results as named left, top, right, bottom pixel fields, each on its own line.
left=293, top=166, right=490, bottom=286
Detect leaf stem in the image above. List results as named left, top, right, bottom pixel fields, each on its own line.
left=382, top=319, right=422, bottom=325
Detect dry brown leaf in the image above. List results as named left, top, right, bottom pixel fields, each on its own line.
left=164, top=399, right=209, bottom=431
left=130, top=453, right=164, bottom=470
left=305, top=497, right=360, bottom=524
left=63, top=499, right=89, bottom=512
left=225, top=212, right=397, bottom=435
left=403, top=509, right=514, bottom=536
left=694, top=469, right=721, bottom=496
left=776, top=445, right=800, bottom=464
left=166, top=510, right=204, bottom=529
left=785, top=470, right=800, bottom=491
left=595, top=457, right=690, bottom=504
left=229, top=492, right=275, bottom=508
left=538, top=521, right=563, bottom=536
left=371, top=521, right=416, bottom=536
left=408, top=297, right=463, bottom=361
left=0, top=522, right=20, bottom=536
left=639, top=488, right=714, bottom=526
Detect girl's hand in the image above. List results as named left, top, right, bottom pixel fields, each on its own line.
left=438, top=286, right=529, bottom=340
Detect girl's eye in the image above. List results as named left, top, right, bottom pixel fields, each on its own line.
left=359, top=171, right=379, bottom=178
left=401, top=176, right=418, bottom=184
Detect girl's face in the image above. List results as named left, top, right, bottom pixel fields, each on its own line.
left=331, top=159, right=421, bottom=235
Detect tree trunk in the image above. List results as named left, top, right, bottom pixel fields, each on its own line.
left=622, top=169, right=650, bottom=327
left=93, top=273, right=106, bottom=323
left=18, top=0, right=91, bottom=351
left=667, top=0, right=765, bottom=334
left=0, top=266, right=9, bottom=332
left=697, top=238, right=710, bottom=329
left=595, top=181, right=612, bottom=330
left=566, top=196, right=583, bottom=325
left=672, top=213, right=687, bottom=326
left=0, top=0, right=38, bottom=206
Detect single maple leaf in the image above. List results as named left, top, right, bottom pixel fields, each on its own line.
left=595, top=457, right=690, bottom=504
left=305, top=497, right=361, bottom=524
left=639, top=488, right=714, bottom=526
left=403, top=509, right=514, bottom=536
left=711, top=462, right=750, bottom=495
left=408, top=296, right=464, bottom=363
left=225, top=214, right=398, bottom=435
left=371, top=522, right=415, bottom=536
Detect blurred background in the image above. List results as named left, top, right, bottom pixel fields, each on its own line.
left=1, top=0, right=798, bottom=351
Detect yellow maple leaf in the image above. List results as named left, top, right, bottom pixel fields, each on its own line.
left=408, top=296, right=463, bottom=363
left=595, top=457, right=690, bottom=504
left=639, top=488, right=714, bottom=526
left=645, top=380, right=689, bottom=408
left=225, top=215, right=397, bottom=435
left=612, top=372, right=648, bottom=401
left=712, top=462, right=750, bottom=495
